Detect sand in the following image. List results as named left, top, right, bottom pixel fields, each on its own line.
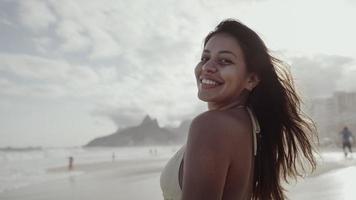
left=1, top=153, right=355, bottom=200
left=287, top=165, right=356, bottom=200
left=0, top=158, right=167, bottom=200
left=286, top=155, right=356, bottom=200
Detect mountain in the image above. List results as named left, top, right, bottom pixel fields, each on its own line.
left=85, top=115, right=189, bottom=147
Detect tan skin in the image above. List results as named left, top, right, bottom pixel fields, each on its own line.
left=180, top=33, right=260, bottom=200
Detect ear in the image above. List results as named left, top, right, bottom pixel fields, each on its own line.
left=245, top=73, right=260, bottom=91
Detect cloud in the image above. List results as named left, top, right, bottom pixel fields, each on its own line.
left=90, top=66, right=200, bottom=127
left=0, top=18, right=13, bottom=26
left=0, top=53, right=99, bottom=98
left=92, top=106, right=146, bottom=128
left=15, top=0, right=212, bottom=61
left=55, top=20, right=91, bottom=53
left=10, top=0, right=356, bottom=127
left=13, top=0, right=356, bottom=60
left=0, top=52, right=201, bottom=127
left=289, top=54, right=355, bottom=99
left=3, top=0, right=356, bottom=147
left=18, top=0, right=56, bottom=32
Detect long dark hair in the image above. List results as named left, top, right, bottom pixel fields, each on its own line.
left=204, top=19, right=317, bottom=200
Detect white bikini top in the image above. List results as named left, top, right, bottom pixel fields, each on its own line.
left=160, top=107, right=260, bottom=200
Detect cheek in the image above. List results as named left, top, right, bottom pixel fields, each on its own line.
left=220, top=67, right=240, bottom=82
left=194, top=63, right=202, bottom=78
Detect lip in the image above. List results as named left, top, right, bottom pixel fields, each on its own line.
left=198, top=75, right=224, bottom=90
left=200, top=82, right=220, bottom=89
left=198, top=75, right=224, bottom=85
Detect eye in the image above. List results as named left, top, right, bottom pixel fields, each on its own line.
left=200, top=55, right=209, bottom=63
left=219, top=58, right=233, bottom=65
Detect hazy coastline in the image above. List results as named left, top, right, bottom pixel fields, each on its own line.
left=0, top=146, right=355, bottom=200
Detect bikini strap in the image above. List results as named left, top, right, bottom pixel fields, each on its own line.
left=246, top=107, right=260, bottom=156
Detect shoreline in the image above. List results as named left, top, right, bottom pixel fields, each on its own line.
left=47, top=157, right=168, bottom=173
left=1, top=152, right=355, bottom=200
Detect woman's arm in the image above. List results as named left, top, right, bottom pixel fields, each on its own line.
left=181, top=111, right=251, bottom=200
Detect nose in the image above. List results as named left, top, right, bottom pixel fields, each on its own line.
left=202, top=60, right=217, bottom=73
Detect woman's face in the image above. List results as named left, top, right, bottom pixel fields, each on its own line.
left=195, top=33, right=254, bottom=109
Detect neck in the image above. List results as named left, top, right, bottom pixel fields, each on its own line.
left=207, top=90, right=249, bottom=111
left=208, top=100, right=246, bottom=110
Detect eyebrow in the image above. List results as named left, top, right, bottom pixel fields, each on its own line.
left=203, top=50, right=237, bottom=58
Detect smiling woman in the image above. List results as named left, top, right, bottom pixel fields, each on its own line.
left=196, top=33, right=257, bottom=111
left=160, top=19, right=317, bottom=200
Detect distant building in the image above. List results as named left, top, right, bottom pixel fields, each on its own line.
left=308, top=91, right=356, bottom=146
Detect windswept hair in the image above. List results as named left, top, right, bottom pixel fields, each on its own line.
left=204, top=19, right=317, bottom=200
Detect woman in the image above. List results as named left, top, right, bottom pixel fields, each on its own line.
left=160, top=19, right=317, bottom=200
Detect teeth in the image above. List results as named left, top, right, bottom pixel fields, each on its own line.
left=201, top=79, right=218, bottom=85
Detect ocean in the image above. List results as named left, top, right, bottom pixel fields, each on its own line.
left=0, top=145, right=178, bottom=193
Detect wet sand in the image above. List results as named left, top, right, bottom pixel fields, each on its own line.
left=0, top=159, right=167, bottom=200
left=286, top=154, right=356, bottom=200
left=287, top=165, right=356, bottom=200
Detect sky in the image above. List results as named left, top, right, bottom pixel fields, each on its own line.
left=0, top=0, right=355, bottom=147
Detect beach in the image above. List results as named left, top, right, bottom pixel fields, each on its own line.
left=286, top=152, right=356, bottom=200
left=0, top=148, right=355, bottom=200
left=0, top=158, right=166, bottom=200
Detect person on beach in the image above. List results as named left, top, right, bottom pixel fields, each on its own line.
left=160, top=19, right=317, bottom=200
left=340, top=126, right=353, bottom=157
left=112, top=152, right=116, bottom=162
left=68, top=156, right=74, bottom=170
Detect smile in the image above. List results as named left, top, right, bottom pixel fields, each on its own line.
left=202, top=78, right=218, bottom=85
left=199, top=78, right=222, bottom=89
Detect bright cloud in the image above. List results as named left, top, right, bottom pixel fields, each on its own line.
left=18, top=0, right=56, bottom=32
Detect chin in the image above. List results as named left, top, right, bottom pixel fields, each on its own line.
left=197, top=92, right=215, bottom=102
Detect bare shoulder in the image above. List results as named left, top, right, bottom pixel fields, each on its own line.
left=182, top=109, right=253, bottom=198
left=187, top=110, right=252, bottom=157
left=189, top=110, right=251, bottom=141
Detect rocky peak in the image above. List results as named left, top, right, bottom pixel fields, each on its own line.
left=140, top=115, right=159, bottom=128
